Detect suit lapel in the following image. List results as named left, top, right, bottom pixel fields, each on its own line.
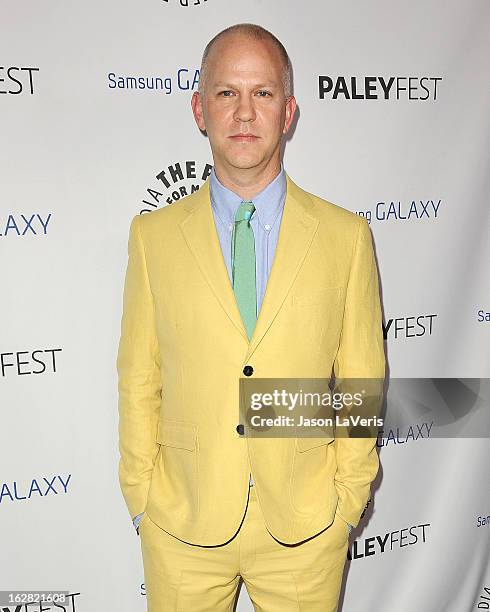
left=180, top=180, right=248, bottom=341
left=246, top=175, right=319, bottom=360
left=179, top=173, right=319, bottom=360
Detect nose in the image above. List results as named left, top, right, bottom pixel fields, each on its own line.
left=233, top=94, right=256, bottom=123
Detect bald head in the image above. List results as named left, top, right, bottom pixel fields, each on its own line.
left=198, top=23, right=292, bottom=98
left=190, top=22, right=297, bottom=184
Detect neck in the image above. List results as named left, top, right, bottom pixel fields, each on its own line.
left=213, top=159, right=282, bottom=200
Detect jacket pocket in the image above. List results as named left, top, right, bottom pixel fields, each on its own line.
left=156, top=420, right=197, bottom=451
left=295, top=436, right=333, bottom=452
left=150, top=419, right=200, bottom=520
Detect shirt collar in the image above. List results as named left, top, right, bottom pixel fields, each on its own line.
left=210, top=163, right=286, bottom=230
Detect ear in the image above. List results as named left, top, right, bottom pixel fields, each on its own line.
left=283, top=96, right=297, bottom=134
left=191, top=91, right=206, bottom=132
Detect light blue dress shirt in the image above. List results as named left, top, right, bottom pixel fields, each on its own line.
left=210, top=162, right=287, bottom=316
left=132, top=164, right=352, bottom=534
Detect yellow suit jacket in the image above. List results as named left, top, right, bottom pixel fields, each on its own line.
left=117, top=173, right=385, bottom=546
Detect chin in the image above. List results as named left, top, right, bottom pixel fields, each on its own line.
left=229, top=161, right=261, bottom=170
left=224, top=153, right=264, bottom=170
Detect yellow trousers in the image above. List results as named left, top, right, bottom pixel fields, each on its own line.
left=140, top=485, right=349, bottom=611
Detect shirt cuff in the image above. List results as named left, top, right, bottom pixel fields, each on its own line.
left=132, top=512, right=144, bottom=532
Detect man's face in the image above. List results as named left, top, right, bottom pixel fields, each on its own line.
left=191, top=33, right=296, bottom=173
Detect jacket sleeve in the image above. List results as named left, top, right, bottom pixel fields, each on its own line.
left=117, top=214, right=162, bottom=521
left=332, top=216, right=385, bottom=528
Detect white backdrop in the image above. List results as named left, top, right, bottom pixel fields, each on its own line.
left=1, top=1, right=489, bottom=610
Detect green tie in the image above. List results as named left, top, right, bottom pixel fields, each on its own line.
left=231, top=200, right=257, bottom=340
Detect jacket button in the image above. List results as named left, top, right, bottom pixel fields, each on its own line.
left=243, top=365, right=254, bottom=376
left=236, top=424, right=244, bottom=435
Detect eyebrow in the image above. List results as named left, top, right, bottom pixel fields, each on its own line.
left=211, top=82, right=279, bottom=89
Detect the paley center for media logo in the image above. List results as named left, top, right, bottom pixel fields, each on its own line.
left=138, top=160, right=212, bottom=214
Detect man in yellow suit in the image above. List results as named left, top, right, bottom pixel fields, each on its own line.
left=117, top=22, right=385, bottom=612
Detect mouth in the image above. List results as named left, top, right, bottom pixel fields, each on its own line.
left=229, top=134, right=260, bottom=142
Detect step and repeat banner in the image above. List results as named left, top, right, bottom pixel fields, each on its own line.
left=1, top=1, right=489, bottom=610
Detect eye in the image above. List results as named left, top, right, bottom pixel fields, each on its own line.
left=256, top=90, right=272, bottom=97
left=219, top=90, right=234, bottom=97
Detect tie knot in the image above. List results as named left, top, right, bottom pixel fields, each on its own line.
left=235, top=200, right=255, bottom=223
